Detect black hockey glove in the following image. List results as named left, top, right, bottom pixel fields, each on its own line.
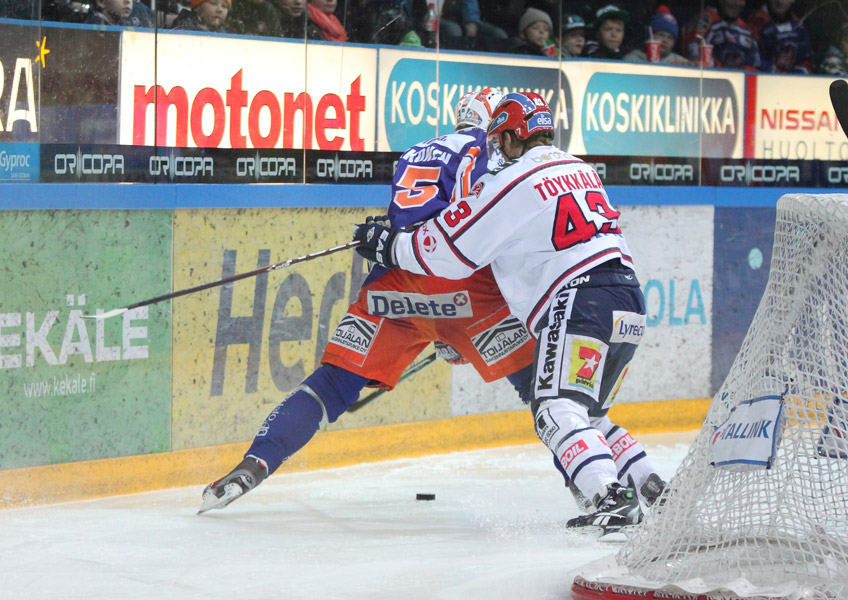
left=352, top=216, right=400, bottom=269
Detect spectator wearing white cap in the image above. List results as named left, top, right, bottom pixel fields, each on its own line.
left=509, top=7, right=556, bottom=56
left=625, top=5, right=692, bottom=65
left=585, top=4, right=628, bottom=60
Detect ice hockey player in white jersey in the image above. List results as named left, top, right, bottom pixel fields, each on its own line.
left=353, top=91, right=664, bottom=534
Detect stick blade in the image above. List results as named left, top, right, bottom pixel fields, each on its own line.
left=81, top=308, right=128, bottom=320
left=829, top=79, right=848, bottom=140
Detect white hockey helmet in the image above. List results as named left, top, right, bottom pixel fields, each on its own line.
left=454, top=87, right=505, bottom=131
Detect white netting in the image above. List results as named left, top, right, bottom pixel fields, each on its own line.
left=611, top=195, right=848, bottom=599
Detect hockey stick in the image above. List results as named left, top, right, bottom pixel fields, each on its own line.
left=347, top=351, right=438, bottom=413
left=82, top=241, right=361, bottom=320
left=829, top=79, right=848, bottom=140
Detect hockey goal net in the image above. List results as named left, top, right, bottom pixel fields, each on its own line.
left=572, top=194, right=848, bottom=600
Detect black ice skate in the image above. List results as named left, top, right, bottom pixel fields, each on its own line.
left=566, top=483, right=642, bottom=536
left=198, top=455, right=268, bottom=515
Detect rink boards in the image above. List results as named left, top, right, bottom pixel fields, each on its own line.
left=0, top=184, right=796, bottom=504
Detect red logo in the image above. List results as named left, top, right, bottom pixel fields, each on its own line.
left=471, top=181, right=485, bottom=197
left=610, top=434, right=634, bottom=461
left=560, top=439, right=589, bottom=469
left=576, top=346, right=602, bottom=379
left=422, top=234, right=437, bottom=253
left=132, top=71, right=367, bottom=150
left=453, top=293, right=468, bottom=306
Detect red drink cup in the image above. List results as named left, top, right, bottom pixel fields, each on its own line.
left=700, top=43, right=713, bottom=66
left=646, top=40, right=660, bottom=63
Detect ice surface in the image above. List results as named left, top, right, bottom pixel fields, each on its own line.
left=0, top=432, right=694, bottom=600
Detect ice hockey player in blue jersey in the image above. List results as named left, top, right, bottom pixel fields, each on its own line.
left=198, top=88, right=538, bottom=515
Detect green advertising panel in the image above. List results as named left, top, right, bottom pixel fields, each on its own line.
left=0, top=211, right=172, bottom=469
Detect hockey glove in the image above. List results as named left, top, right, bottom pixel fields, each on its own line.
left=434, top=341, right=469, bottom=365
left=352, top=216, right=400, bottom=269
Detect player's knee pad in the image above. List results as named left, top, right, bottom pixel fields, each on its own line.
left=533, top=399, right=617, bottom=500
left=589, top=414, right=615, bottom=437
left=301, top=364, right=369, bottom=423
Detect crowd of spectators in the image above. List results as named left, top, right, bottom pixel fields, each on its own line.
left=3, top=0, right=847, bottom=75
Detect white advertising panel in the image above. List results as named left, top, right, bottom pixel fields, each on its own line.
left=119, top=33, right=377, bottom=150
left=451, top=205, right=714, bottom=416
left=750, top=74, right=848, bottom=160
left=619, top=205, right=713, bottom=403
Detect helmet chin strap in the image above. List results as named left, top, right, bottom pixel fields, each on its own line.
left=501, top=132, right=525, bottom=160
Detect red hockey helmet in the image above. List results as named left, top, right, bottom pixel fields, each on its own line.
left=486, top=92, right=553, bottom=153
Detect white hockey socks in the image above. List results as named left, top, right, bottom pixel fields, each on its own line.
left=591, top=416, right=659, bottom=505
left=534, top=399, right=618, bottom=503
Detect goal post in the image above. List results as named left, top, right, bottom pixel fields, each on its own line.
left=572, top=194, right=848, bottom=600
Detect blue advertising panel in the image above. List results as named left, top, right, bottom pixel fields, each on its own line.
left=0, top=143, right=39, bottom=182
left=380, top=52, right=571, bottom=152
left=711, top=207, right=776, bottom=393
left=582, top=72, right=740, bottom=158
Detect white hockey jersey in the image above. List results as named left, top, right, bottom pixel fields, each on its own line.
left=394, top=145, right=634, bottom=332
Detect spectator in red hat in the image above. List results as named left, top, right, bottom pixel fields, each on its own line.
left=171, top=0, right=230, bottom=31
left=585, top=4, right=628, bottom=59
left=307, top=0, right=348, bottom=42
left=625, top=5, right=692, bottom=65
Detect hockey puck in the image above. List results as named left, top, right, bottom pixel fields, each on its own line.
left=416, top=493, right=436, bottom=501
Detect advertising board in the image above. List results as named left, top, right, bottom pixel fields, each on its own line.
left=616, top=205, right=714, bottom=402
left=170, top=207, right=451, bottom=451
left=564, top=61, right=745, bottom=158
left=451, top=204, right=715, bottom=412
left=0, top=25, right=40, bottom=144
left=0, top=142, right=39, bottom=182
left=748, top=74, right=848, bottom=161
left=377, top=49, right=571, bottom=152
left=0, top=210, right=171, bottom=469
left=711, top=207, right=775, bottom=393
left=119, top=33, right=377, bottom=151
left=1, top=23, right=121, bottom=147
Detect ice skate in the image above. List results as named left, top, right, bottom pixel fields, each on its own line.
left=566, top=483, right=642, bottom=536
left=198, top=455, right=268, bottom=515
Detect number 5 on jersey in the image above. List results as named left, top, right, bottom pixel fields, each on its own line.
left=393, top=165, right=441, bottom=208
